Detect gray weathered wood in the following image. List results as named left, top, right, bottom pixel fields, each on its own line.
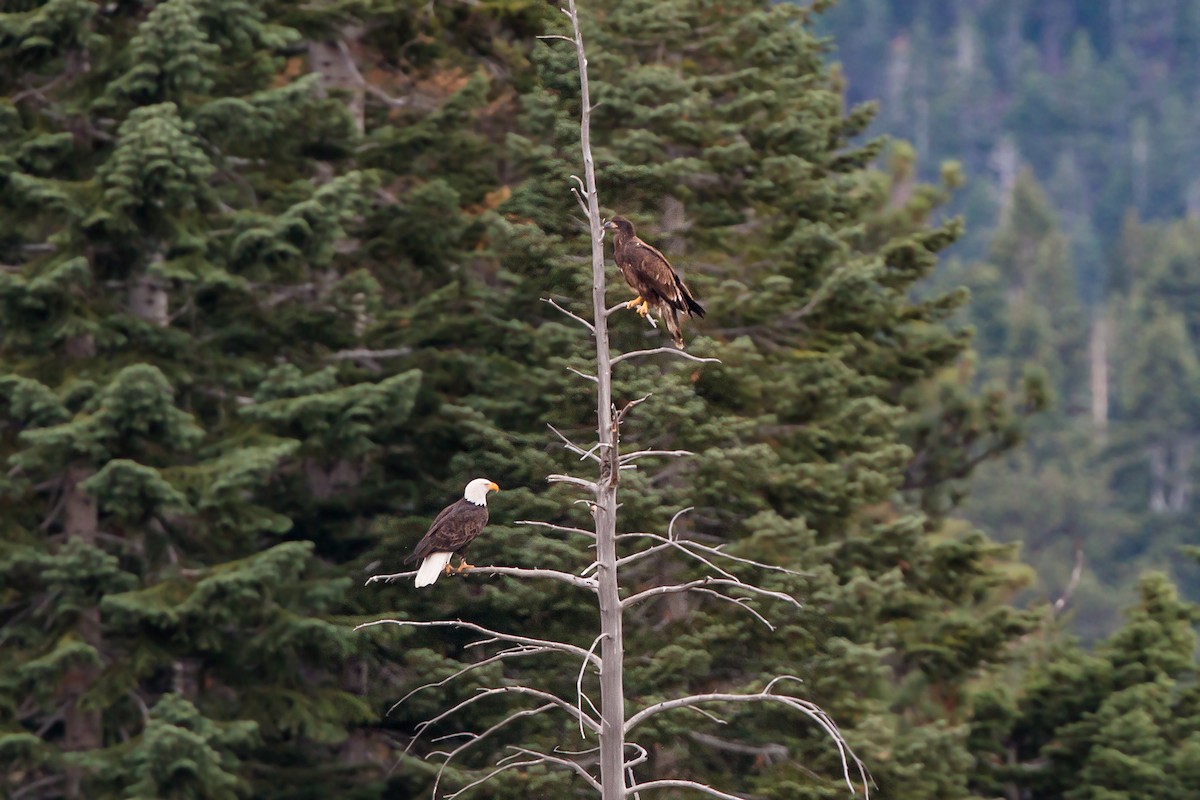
left=563, top=2, right=626, bottom=797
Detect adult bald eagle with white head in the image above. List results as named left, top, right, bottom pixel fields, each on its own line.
left=405, top=478, right=499, bottom=587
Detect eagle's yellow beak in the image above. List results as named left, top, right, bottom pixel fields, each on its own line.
left=488, top=482, right=500, bottom=493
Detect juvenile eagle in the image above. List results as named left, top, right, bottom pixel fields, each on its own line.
left=603, top=215, right=705, bottom=349
left=405, top=478, right=499, bottom=587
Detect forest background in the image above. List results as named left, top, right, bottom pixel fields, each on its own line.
left=2, top=1, right=1199, bottom=799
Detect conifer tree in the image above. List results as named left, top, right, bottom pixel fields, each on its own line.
left=970, top=571, right=1200, bottom=800
left=354, top=1, right=1040, bottom=797
left=0, top=1, right=390, bottom=796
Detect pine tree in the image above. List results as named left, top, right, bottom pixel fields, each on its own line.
left=970, top=572, right=1200, bottom=800
left=353, top=1, right=1041, bottom=797
left=0, top=1, right=389, bottom=796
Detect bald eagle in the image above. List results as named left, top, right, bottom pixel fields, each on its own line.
left=405, top=478, right=499, bottom=587
left=603, top=215, right=705, bottom=349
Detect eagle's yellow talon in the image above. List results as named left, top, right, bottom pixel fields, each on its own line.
left=625, top=296, right=643, bottom=309
left=637, top=301, right=650, bottom=317
left=455, top=560, right=474, bottom=573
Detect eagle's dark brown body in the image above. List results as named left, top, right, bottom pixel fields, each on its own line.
left=604, top=216, right=705, bottom=349
left=405, top=477, right=497, bottom=587
left=404, top=498, right=489, bottom=565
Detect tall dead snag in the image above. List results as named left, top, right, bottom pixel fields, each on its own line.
left=360, top=2, right=869, bottom=797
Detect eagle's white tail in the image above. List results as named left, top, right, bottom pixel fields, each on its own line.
left=415, top=552, right=454, bottom=588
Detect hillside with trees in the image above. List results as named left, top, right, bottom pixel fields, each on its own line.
left=1, top=1, right=1196, bottom=798
left=822, top=0, right=1200, bottom=639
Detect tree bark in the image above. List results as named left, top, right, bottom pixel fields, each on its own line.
left=129, top=271, right=169, bottom=326
left=1149, top=443, right=1168, bottom=513
left=566, top=3, right=626, bottom=797
left=309, top=28, right=366, bottom=136
left=1170, top=437, right=1194, bottom=512
left=1089, top=312, right=1108, bottom=432
left=62, top=465, right=101, bottom=798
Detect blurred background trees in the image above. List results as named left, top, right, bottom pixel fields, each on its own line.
left=822, top=0, right=1200, bottom=638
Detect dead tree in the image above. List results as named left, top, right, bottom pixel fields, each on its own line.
left=358, top=2, right=869, bottom=797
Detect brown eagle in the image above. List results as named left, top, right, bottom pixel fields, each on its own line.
left=603, top=215, right=705, bottom=349
left=405, top=478, right=499, bottom=587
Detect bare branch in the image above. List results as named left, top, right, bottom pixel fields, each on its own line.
left=364, top=570, right=417, bottom=584
left=686, top=705, right=730, bottom=727
left=577, top=634, right=607, bottom=737
left=579, top=441, right=607, bottom=461
left=10, top=72, right=67, bottom=105
left=624, top=685, right=869, bottom=798
left=610, top=348, right=720, bottom=367
left=364, top=565, right=595, bottom=590
left=417, top=686, right=598, bottom=751
left=390, top=645, right=556, bottom=714
left=537, top=34, right=577, bottom=43
left=514, top=519, right=596, bottom=538
left=1053, top=539, right=1085, bottom=615
left=355, top=619, right=600, bottom=667
left=444, top=745, right=602, bottom=798
left=615, top=393, right=653, bottom=426
left=425, top=693, right=595, bottom=798
left=459, top=564, right=598, bottom=591
left=572, top=186, right=590, bottom=215
left=567, top=366, right=600, bottom=383
left=668, top=507, right=692, bottom=540
left=687, top=588, right=777, bottom=631
left=548, top=473, right=599, bottom=492
left=335, top=39, right=411, bottom=109
left=626, top=780, right=751, bottom=800
left=623, top=742, right=650, bottom=769
left=615, top=532, right=811, bottom=578
left=615, top=536, right=738, bottom=581
left=603, top=301, right=659, bottom=329
left=547, top=424, right=599, bottom=461
left=619, top=449, right=695, bottom=463
left=509, top=746, right=602, bottom=792
left=325, top=347, right=412, bottom=362
left=545, top=297, right=595, bottom=333
left=689, top=732, right=788, bottom=764
left=443, top=756, right=543, bottom=799
left=622, top=577, right=802, bottom=612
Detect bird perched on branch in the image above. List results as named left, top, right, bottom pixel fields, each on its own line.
left=603, top=215, right=705, bottom=349
left=405, top=478, right=499, bottom=587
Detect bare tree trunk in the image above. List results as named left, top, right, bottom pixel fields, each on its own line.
left=62, top=465, right=100, bottom=798
left=172, top=658, right=201, bottom=699
left=1089, top=312, right=1108, bottom=432
left=565, top=3, right=626, bottom=796
left=1170, top=436, right=1195, bottom=512
left=129, top=252, right=169, bottom=326
left=1149, top=443, right=1168, bottom=513
left=1131, top=117, right=1149, bottom=210
left=309, top=27, right=366, bottom=136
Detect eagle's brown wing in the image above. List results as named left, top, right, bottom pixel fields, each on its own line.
left=626, top=239, right=705, bottom=318
left=404, top=499, right=489, bottom=563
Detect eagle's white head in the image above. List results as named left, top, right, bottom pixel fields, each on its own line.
left=464, top=478, right=500, bottom=506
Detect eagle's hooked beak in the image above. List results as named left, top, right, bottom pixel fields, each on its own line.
left=602, top=219, right=617, bottom=231
left=488, top=482, right=500, bottom=493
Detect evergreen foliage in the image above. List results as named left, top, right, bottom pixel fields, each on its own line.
left=2, top=0, right=1188, bottom=798
left=970, top=572, right=1200, bottom=800
left=822, top=1, right=1200, bottom=638
left=1, top=0, right=387, bottom=796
